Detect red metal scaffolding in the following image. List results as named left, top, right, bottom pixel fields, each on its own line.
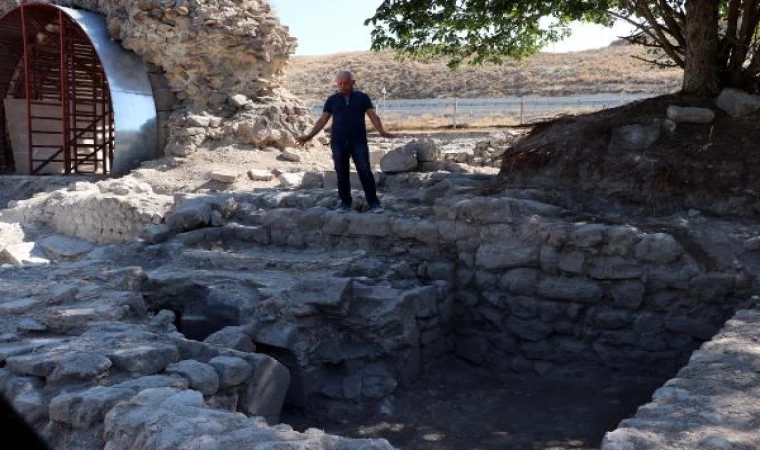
left=0, top=3, right=114, bottom=175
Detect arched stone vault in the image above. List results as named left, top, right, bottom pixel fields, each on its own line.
left=0, top=0, right=316, bottom=159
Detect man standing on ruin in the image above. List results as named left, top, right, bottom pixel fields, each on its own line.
left=297, top=71, right=395, bottom=213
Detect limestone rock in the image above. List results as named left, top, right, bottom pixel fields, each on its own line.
left=50, top=386, right=133, bottom=428
left=208, top=356, right=253, bottom=388
left=166, top=360, right=220, bottom=396
left=0, top=222, right=24, bottom=251
left=407, top=139, right=440, bottom=162
left=248, top=169, right=274, bottom=181
left=380, top=145, right=418, bottom=173
left=37, top=235, right=95, bottom=261
left=204, top=326, right=256, bottom=353
left=716, top=88, right=760, bottom=117
left=48, top=351, right=113, bottom=383
left=229, top=94, right=250, bottom=108
left=277, top=172, right=305, bottom=187
left=475, top=242, right=541, bottom=270
left=635, top=233, right=683, bottom=263
left=279, top=149, right=301, bottom=162
left=107, top=342, right=179, bottom=376
left=209, top=171, right=238, bottom=184
left=666, top=105, right=715, bottom=124
left=0, top=242, right=49, bottom=266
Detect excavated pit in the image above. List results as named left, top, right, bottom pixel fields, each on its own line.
left=1, top=167, right=758, bottom=450
left=128, top=195, right=747, bottom=448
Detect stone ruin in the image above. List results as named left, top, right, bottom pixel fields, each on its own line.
left=0, top=0, right=320, bottom=162
left=1, top=2, right=760, bottom=450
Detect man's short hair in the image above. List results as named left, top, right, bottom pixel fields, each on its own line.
left=336, top=70, right=353, bottom=81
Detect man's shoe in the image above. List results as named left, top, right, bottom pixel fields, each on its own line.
left=336, top=204, right=352, bottom=214
left=369, top=205, right=385, bottom=214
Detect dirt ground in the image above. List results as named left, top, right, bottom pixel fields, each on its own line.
left=284, top=357, right=665, bottom=450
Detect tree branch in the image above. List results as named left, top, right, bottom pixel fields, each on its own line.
left=633, top=1, right=685, bottom=67
left=657, top=0, right=686, bottom=48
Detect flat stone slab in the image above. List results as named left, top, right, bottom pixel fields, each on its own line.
left=0, top=242, right=49, bottom=266
left=0, top=297, right=42, bottom=315
left=37, top=235, right=95, bottom=261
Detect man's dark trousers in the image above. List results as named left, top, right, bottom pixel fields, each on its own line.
left=331, top=141, right=379, bottom=207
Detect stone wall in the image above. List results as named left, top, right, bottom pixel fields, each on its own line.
left=154, top=181, right=754, bottom=386
left=601, top=307, right=760, bottom=449
left=0, top=179, right=173, bottom=244
left=5, top=175, right=753, bottom=383
left=0, top=0, right=317, bottom=157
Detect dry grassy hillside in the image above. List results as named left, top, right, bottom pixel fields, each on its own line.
left=284, top=44, right=682, bottom=103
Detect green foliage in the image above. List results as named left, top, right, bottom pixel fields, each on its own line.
left=365, top=1, right=615, bottom=68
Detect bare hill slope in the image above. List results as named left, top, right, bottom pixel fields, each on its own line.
left=284, top=44, right=682, bottom=103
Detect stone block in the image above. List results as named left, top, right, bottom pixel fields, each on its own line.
left=635, top=233, right=683, bottom=263
left=279, top=149, right=301, bottom=162
left=475, top=242, right=540, bottom=270
left=603, top=225, right=641, bottom=256
left=248, top=169, right=274, bottom=181
left=426, top=261, right=456, bottom=281
left=48, top=352, right=112, bottom=383
left=166, top=360, right=220, bottom=395
left=537, top=277, right=603, bottom=303
left=301, top=171, right=324, bottom=189
left=229, top=94, right=249, bottom=108
left=402, top=286, right=439, bottom=318
left=610, top=280, right=646, bottom=309
left=108, top=342, right=179, bottom=376
left=6, top=352, right=59, bottom=377
left=540, top=245, right=560, bottom=274
left=588, top=256, right=644, bottom=280
left=37, top=235, right=94, bottom=261
left=666, top=105, right=715, bottom=124
left=204, top=326, right=256, bottom=353
left=506, top=316, right=554, bottom=341
left=239, top=353, right=290, bottom=419
left=504, top=296, right=539, bottom=319
left=276, top=172, right=304, bottom=187
left=140, top=224, right=172, bottom=244
left=592, top=309, right=635, bottom=329
left=570, top=224, right=606, bottom=247
left=111, top=375, right=189, bottom=392
left=392, top=217, right=439, bottom=244
left=347, top=214, right=391, bottom=236
left=0, top=242, right=49, bottom=266
left=0, top=297, right=42, bottom=315
left=380, top=146, right=418, bottom=173
left=209, top=171, right=237, bottom=183
left=558, top=251, right=585, bottom=274
left=165, top=199, right=213, bottom=232
left=716, top=88, right=760, bottom=117
left=208, top=356, right=253, bottom=389
left=499, top=269, right=541, bottom=296
left=49, top=386, right=133, bottom=428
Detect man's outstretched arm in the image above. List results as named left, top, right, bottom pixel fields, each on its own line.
left=297, top=112, right=332, bottom=145
left=367, top=109, right=395, bottom=138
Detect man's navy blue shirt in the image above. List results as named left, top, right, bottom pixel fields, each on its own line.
left=323, top=90, right=373, bottom=146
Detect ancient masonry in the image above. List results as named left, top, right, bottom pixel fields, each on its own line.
left=1, top=1, right=760, bottom=450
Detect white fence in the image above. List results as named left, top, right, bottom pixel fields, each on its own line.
left=310, top=93, right=653, bottom=126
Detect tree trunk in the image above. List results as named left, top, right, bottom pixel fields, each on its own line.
left=682, top=0, right=719, bottom=96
